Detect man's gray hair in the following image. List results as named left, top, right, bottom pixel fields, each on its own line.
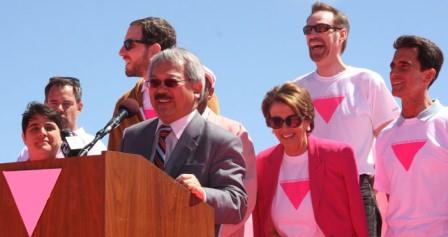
left=149, top=48, right=205, bottom=97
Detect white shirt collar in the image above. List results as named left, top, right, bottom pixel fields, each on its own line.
left=73, top=127, right=85, bottom=136
left=157, top=110, right=198, bottom=140
left=313, top=66, right=350, bottom=81
left=396, top=99, right=445, bottom=125
left=140, top=78, right=147, bottom=93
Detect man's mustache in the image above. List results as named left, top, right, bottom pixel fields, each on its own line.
left=308, top=38, right=325, bottom=45
left=154, top=93, right=172, bottom=100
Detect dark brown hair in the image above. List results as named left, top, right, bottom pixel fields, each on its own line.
left=22, top=101, right=63, bottom=133
left=262, top=82, right=315, bottom=133
left=130, top=17, right=177, bottom=50
left=45, top=76, right=82, bottom=102
left=393, top=35, right=444, bottom=88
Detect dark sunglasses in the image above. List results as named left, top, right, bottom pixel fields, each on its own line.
left=123, top=38, right=154, bottom=51
left=266, top=114, right=303, bottom=129
left=145, top=79, right=186, bottom=88
left=302, top=23, right=342, bottom=35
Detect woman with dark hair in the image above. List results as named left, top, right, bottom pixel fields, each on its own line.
left=253, top=82, right=368, bottom=237
left=21, top=102, right=63, bottom=161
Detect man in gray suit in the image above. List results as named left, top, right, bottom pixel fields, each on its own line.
left=120, top=48, right=247, bottom=235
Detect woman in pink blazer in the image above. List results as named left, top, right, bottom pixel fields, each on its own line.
left=253, top=82, right=368, bottom=237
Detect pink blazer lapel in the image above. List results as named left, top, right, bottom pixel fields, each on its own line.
left=308, top=136, right=324, bottom=216
left=257, top=144, right=284, bottom=236
left=263, top=145, right=284, bottom=217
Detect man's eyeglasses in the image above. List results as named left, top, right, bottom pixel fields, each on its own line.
left=266, top=114, right=303, bottom=129
left=145, top=79, right=187, bottom=88
left=123, top=39, right=154, bottom=51
left=302, top=23, right=342, bottom=35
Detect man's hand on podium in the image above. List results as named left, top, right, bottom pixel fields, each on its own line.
left=176, top=174, right=206, bottom=201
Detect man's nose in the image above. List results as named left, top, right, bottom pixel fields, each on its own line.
left=119, top=46, right=126, bottom=56
left=38, top=127, right=47, bottom=137
left=53, top=104, right=64, bottom=112
left=390, top=68, right=399, bottom=79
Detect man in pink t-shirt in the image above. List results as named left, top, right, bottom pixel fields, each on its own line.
left=374, top=35, right=448, bottom=237
left=295, top=3, right=399, bottom=236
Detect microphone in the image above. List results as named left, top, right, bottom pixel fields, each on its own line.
left=77, top=99, right=139, bottom=156
left=61, top=129, right=84, bottom=157
left=101, top=99, right=140, bottom=136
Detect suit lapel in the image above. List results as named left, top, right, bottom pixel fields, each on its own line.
left=142, top=118, right=159, bottom=161
left=308, top=136, right=324, bottom=215
left=164, top=113, right=203, bottom=177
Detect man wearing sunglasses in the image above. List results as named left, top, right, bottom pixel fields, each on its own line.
left=121, top=48, right=247, bottom=237
left=109, top=17, right=220, bottom=151
left=17, top=77, right=106, bottom=161
left=108, top=17, right=177, bottom=152
left=294, top=3, right=399, bottom=236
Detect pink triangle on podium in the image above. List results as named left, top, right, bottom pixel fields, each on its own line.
left=3, top=168, right=62, bottom=237
left=392, top=141, right=426, bottom=171
left=313, top=96, right=345, bottom=123
left=280, top=180, right=310, bottom=209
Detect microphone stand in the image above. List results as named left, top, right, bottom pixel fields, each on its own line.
left=76, top=98, right=138, bottom=157
left=77, top=109, right=128, bottom=157
left=77, top=128, right=108, bottom=157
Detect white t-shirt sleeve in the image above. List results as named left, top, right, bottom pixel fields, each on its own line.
left=367, top=72, right=400, bottom=130
left=17, top=146, right=29, bottom=162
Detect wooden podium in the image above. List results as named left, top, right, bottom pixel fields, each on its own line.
left=0, top=151, right=214, bottom=237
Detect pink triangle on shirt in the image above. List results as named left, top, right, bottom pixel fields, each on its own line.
left=313, top=96, right=345, bottom=123
left=391, top=141, right=426, bottom=171
left=3, top=168, right=62, bottom=237
left=280, top=180, right=310, bottom=209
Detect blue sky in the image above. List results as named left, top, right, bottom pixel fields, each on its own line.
left=1, top=0, right=447, bottom=163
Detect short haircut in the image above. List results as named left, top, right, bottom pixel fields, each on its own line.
left=393, top=35, right=444, bottom=88
left=130, top=17, right=177, bottom=50
left=22, top=101, right=63, bottom=133
left=309, top=2, right=350, bottom=53
left=149, top=48, right=205, bottom=97
left=44, top=76, right=82, bottom=102
left=262, top=82, right=315, bottom=133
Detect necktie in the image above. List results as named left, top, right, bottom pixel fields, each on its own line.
left=153, top=125, right=172, bottom=169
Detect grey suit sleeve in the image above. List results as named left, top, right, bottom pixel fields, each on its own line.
left=202, top=135, right=248, bottom=225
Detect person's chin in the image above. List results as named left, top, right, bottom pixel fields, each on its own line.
left=125, top=68, right=140, bottom=78
left=60, top=119, right=69, bottom=129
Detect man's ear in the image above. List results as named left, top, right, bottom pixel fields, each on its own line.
left=423, top=68, right=437, bottom=86
left=77, top=100, right=84, bottom=112
left=148, top=43, right=162, bottom=56
left=207, top=87, right=215, bottom=100
left=22, top=133, right=26, bottom=144
left=339, top=28, right=348, bottom=43
left=193, top=82, right=203, bottom=100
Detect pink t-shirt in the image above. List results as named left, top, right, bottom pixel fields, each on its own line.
left=142, top=86, right=157, bottom=119
left=374, top=101, right=448, bottom=237
left=295, top=66, right=399, bottom=174
left=271, top=152, right=324, bottom=237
